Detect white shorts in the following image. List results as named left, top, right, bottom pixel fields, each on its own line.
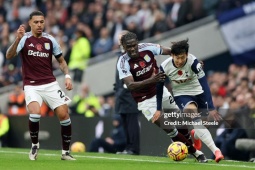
left=24, top=81, right=71, bottom=110
left=138, top=87, right=179, bottom=121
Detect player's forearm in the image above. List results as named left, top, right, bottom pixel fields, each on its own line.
left=161, top=46, right=171, bottom=55
left=59, top=60, right=70, bottom=75
left=126, top=78, right=155, bottom=91
left=6, top=38, right=20, bottom=59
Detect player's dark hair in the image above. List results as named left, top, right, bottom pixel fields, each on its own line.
left=171, top=39, right=189, bottom=55
left=121, top=32, right=138, bottom=45
left=29, top=11, right=44, bottom=20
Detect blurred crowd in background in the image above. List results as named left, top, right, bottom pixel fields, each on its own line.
left=0, top=0, right=254, bottom=87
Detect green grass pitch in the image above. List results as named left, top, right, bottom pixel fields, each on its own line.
left=0, top=148, right=254, bottom=170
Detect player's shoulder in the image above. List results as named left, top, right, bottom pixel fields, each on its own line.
left=24, top=32, right=33, bottom=38
left=161, top=57, right=173, bottom=69
left=117, top=53, right=130, bottom=68
left=187, top=53, right=197, bottom=64
left=42, top=32, right=56, bottom=41
left=138, top=43, right=160, bottom=50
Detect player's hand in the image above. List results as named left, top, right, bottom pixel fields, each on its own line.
left=199, top=60, right=204, bottom=69
left=105, top=137, right=114, bottom=144
left=152, top=110, right=161, bottom=123
left=17, top=25, right=25, bottom=40
left=208, top=109, right=222, bottom=122
left=65, top=78, right=73, bottom=91
left=151, top=72, right=166, bottom=83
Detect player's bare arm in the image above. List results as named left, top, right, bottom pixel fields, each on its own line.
left=6, top=25, right=25, bottom=59
left=123, top=72, right=166, bottom=91
left=56, top=56, right=73, bottom=91
left=161, top=46, right=171, bottom=55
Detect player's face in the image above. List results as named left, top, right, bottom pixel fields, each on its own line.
left=29, top=15, right=45, bottom=37
left=123, top=39, right=139, bottom=58
left=172, top=53, right=188, bottom=68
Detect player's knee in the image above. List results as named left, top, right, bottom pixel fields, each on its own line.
left=167, top=128, right=178, bottom=138
left=184, top=102, right=197, bottom=112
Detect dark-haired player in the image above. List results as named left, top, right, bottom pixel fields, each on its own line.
left=117, top=32, right=207, bottom=162
left=156, top=39, right=224, bottom=163
left=6, top=11, right=75, bottom=161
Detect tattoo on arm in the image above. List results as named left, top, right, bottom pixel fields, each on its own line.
left=6, top=38, right=20, bottom=59
left=57, top=56, right=69, bottom=75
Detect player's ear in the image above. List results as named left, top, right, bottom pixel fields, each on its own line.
left=28, top=20, right=32, bottom=27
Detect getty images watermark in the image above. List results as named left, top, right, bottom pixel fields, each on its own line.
left=161, top=111, right=219, bottom=127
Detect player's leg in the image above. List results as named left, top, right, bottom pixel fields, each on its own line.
left=44, top=82, right=75, bottom=160
left=185, top=103, right=224, bottom=163
left=24, top=87, right=43, bottom=161
left=153, top=117, right=207, bottom=163
left=138, top=94, right=207, bottom=163
left=27, top=102, right=41, bottom=160
left=162, top=91, right=201, bottom=150
left=54, top=104, right=75, bottom=160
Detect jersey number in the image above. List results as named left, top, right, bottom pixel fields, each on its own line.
left=58, top=90, right=65, bottom=98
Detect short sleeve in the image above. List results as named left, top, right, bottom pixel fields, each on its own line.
left=117, top=57, right=132, bottom=80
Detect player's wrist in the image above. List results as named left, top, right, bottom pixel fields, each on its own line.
left=65, top=74, right=71, bottom=79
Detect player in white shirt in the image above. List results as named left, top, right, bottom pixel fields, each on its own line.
left=117, top=32, right=207, bottom=162
left=156, top=39, right=224, bottom=163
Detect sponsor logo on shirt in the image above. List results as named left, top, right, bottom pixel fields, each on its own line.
left=28, top=43, right=34, bottom=47
left=28, top=50, right=49, bottom=57
left=172, top=78, right=192, bottom=84
left=134, top=64, right=139, bottom=69
left=136, top=63, right=152, bottom=76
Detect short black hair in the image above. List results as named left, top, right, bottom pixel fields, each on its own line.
left=121, top=32, right=138, bottom=46
left=171, top=39, right=189, bottom=55
left=29, top=11, right=44, bottom=20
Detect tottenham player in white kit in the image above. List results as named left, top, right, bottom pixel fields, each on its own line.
left=156, top=39, right=224, bottom=163
left=6, top=11, right=75, bottom=160
left=117, top=32, right=207, bottom=162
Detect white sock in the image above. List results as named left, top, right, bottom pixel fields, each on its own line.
left=62, top=150, right=69, bottom=155
left=193, top=150, right=203, bottom=157
left=193, top=120, right=219, bottom=154
left=32, top=142, right=39, bottom=148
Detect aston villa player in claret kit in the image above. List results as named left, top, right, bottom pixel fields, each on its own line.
left=6, top=11, right=75, bottom=161
left=117, top=32, right=207, bottom=163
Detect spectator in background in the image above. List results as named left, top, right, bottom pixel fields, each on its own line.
left=68, top=29, right=91, bottom=85
left=8, top=84, right=27, bottom=116
left=70, top=83, right=101, bottom=117
left=92, top=27, right=113, bottom=56
left=166, top=0, right=192, bottom=29
left=0, top=111, right=9, bottom=147
left=114, top=30, right=141, bottom=155
left=214, top=112, right=250, bottom=161
left=89, top=114, right=126, bottom=153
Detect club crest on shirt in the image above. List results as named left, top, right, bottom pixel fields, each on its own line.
left=144, top=55, right=151, bottom=62
left=178, top=70, right=183, bottom=75
left=36, top=44, right=43, bottom=51
left=139, top=61, right=146, bottom=68
left=44, top=43, right=50, bottom=50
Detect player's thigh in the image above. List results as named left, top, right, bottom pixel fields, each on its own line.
left=42, top=83, right=71, bottom=111
left=24, top=87, right=43, bottom=114
left=162, top=88, right=179, bottom=112
left=174, top=95, right=198, bottom=111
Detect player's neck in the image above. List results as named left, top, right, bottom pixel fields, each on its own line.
left=32, top=32, right=42, bottom=38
